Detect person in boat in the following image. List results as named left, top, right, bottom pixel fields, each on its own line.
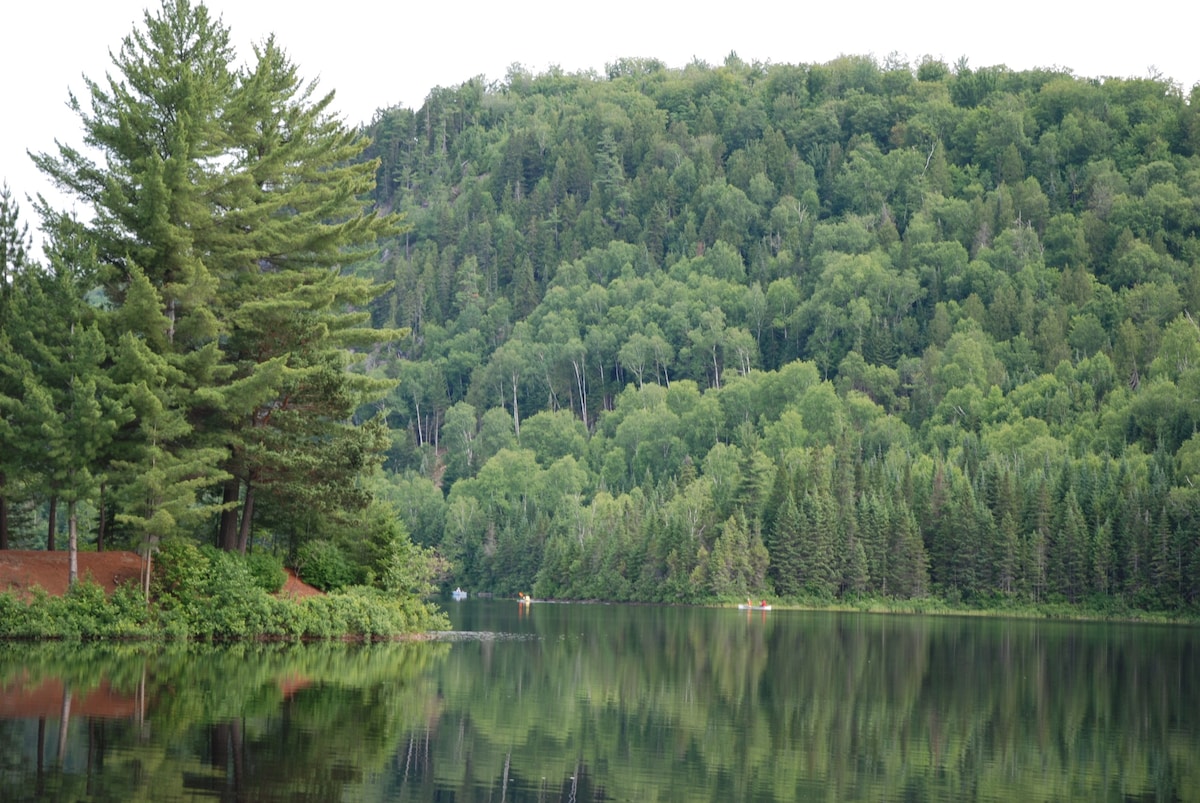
left=760, top=600, right=767, bottom=607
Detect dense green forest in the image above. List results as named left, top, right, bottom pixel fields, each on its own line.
left=2, top=1, right=1199, bottom=612
left=355, top=54, right=1200, bottom=611
left=0, top=0, right=432, bottom=607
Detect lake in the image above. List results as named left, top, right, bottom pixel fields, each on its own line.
left=1, top=601, right=1196, bottom=801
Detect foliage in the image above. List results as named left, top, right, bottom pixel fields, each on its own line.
left=0, top=535, right=447, bottom=641
left=0, top=580, right=156, bottom=640
left=8, top=26, right=1200, bottom=616
left=295, top=539, right=358, bottom=591
left=22, top=0, right=403, bottom=557
left=355, top=56, right=1200, bottom=615
left=245, top=551, right=287, bottom=593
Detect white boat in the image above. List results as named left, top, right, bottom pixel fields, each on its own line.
left=738, top=604, right=772, bottom=611
left=451, top=587, right=467, bottom=600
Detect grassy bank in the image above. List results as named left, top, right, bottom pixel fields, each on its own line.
left=0, top=543, right=448, bottom=641
left=717, top=594, right=1199, bottom=624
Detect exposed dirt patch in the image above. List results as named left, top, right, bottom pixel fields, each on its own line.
left=0, top=550, right=323, bottom=599
left=0, top=550, right=143, bottom=599
left=278, top=568, right=323, bottom=598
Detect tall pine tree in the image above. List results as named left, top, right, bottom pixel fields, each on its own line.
left=33, top=0, right=404, bottom=552
left=0, top=182, right=35, bottom=549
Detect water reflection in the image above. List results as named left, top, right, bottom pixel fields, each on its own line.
left=1, top=607, right=1196, bottom=802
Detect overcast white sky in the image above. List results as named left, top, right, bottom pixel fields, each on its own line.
left=3, top=0, right=1197, bottom=254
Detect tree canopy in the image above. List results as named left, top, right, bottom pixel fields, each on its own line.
left=4, top=0, right=405, bottom=582
left=5, top=23, right=1200, bottom=612
left=355, top=54, right=1200, bottom=611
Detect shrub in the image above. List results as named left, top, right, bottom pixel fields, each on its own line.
left=0, top=538, right=448, bottom=641
left=295, top=540, right=357, bottom=591
left=245, top=551, right=287, bottom=593
left=152, top=538, right=210, bottom=603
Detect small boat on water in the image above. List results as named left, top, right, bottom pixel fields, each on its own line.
left=451, top=587, right=467, bottom=600
left=738, top=601, right=772, bottom=610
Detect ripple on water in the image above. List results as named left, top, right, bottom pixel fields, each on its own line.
left=430, top=630, right=541, bottom=642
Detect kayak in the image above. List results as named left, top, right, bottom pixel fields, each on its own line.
left=738, top=604, right=772, bottom=611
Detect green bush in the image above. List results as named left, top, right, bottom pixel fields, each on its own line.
left=295, top=587, right=448, bottom=639
left=246, top=551, right=287, bottom=593
left=0, top=580, right=157, bottom=641
left=152, top=538, right=210, bottom=603
left=0, top=537, right=449, bottom=642
left=295, top=540, right=357, bottom=591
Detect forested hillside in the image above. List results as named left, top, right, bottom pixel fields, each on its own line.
left=3, top=18, right=1198, bottom=613
left=357, top=55, right=1200, bottom=610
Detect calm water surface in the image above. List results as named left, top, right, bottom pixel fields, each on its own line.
left=1, top=602, right=1196, bottom=801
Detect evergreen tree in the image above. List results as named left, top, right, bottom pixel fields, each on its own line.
left=768, top=491, right=803, bottom=597
left=0, top=183, right=30, bottom=291
left=32, top=0, right=404, bottom=552
left=1052, top=489, right=1088, bottom=602
left=0, top=182, right=35, bottom=549
left=887, top=502, right=929, bottom=598
left=0, top=220, right=127, bottom=580
left=109, top=266, right=229, bottom=571
left=856, top=491, right=889, bottom=594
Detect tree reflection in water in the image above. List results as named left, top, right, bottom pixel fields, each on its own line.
left=0, top=608, right=1197, bottom=802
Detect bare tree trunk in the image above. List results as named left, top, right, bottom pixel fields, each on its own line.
left=47, top=496, right=57, bottom=551
left=414, top=399, right=423, bottom=446
left=142, top=538, right=154, bottom=603
left=236, top=483, right=254, bottom=555
left=572, top=359, right=588, bottom=429
left=96, top=481, right=106, bottom=552
left=68, top=500, right=79, bottom=587
left=512, top=379, right=520, bottom=437
left=218, top=479, right=239, bottom=550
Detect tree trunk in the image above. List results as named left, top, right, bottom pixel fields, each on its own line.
left=236, top=483, right=254, bottom=555
left=37, top=718, right=46, bottom=792
left=210, top=720, right=245, bottom=794
left=512, top=379, right=520, bottom=437
left=86, top=719, right=104, bottom=797
left=68, top=500, right=79, bottom=587
left=142, top=542, right=152, bottom=603
left=572, top=359, right=588, bottom=429
left=218, top=479, right=240, bottom=550
left=57, top=685, right=72, bottom=765
left=0, top=472, right=8, bottom=549
left=47, top=496, right=57, bottom=551
left=96, top=481, right=106, bottom=552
